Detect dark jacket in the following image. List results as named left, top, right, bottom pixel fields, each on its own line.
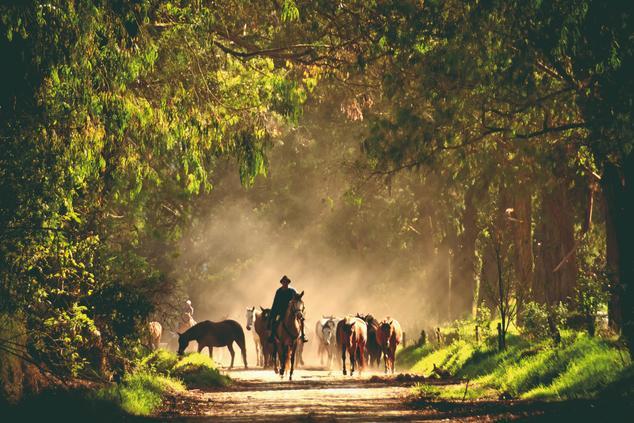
left=270, top=286, right=297, bottom=321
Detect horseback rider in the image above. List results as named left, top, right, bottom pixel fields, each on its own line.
left=268, top=275, right=308, bottom=343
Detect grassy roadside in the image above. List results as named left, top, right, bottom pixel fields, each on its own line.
left=398, top=330, right=632, bottom=401
left=98, top=350, right=230, bottom=416
left=2, top=350, right=230, bottom=420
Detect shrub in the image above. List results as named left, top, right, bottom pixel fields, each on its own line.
left=521, top=301, right=549, bottom=340
left=96, top=371, right=184, bottom=416
left=172, top=353, right=231, bottom=388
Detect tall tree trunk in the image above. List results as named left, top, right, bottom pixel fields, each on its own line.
left=603, top=172, right=622, bottom=332
left=451, top=184, right=480, bottom=320
left=479, top=239, right=499, bottom=315
left=602, top=158, right=634, bottom=351
left=510, top=187, right=534, bottom=322
left=535, top=183, right=577, bottom=305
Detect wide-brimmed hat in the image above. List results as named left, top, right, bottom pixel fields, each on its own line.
left=280, top=275, right=291, bottom=284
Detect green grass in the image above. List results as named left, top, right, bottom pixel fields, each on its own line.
left=172, top=353, right=231, bottom=388
left=403, top=330, right=631, bottom=401
left=94, top=350, right=230, bottom=416
left=96, top=371, right=184, bottom=416
left=396, top=344, right=434, bottom=370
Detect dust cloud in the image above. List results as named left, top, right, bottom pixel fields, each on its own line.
left=170, top=102, right=450, bottom=366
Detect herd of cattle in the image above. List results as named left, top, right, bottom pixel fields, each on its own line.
left=246, top=308, right=403, bottom=376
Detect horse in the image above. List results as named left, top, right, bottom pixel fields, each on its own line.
left=273, top=291, right=304, bottom=380
left=316, top=316, right=338, bottom=368
left=356, top=313, right=382, bottom=368
left=376, top=318, right=402, bottom=374
left=148, top=321, right=162, bottom=350
left=176, top=314, right=197, bottom=353
left=246, top=307, right=264, bottom=366
left=254, top=307, right=276, bottom=368
left=177, top=320, right=248, bottom=369
left=336, top=316, right=367, bottom=376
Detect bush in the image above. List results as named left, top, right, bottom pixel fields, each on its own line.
left=521, top=301, right=550, bottom=340
left=139, top=349, right=179, bottom=375
left=96, top=371, right=184, bottom=416
left=172, top=353, right=231, bottom=388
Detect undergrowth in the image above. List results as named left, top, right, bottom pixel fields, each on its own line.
left=95, top=350, right=229, bottom=416
left=96, top=371, right=184, bottom=416
left=404, top=330, right=631, bottom=401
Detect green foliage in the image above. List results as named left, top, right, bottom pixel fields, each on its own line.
left=139, top=351, right=230, bottom=389
left=521, top=301, right=568, bottom=342
left=573, top=265, right=609, bottom=336
left=96, top=371, right=184, bottom=416
left=172, top=353, right=231, bottom=388
left=521, top=301, right=551, bottom=341
left=475, top=304, right=493, bottom=340
left=405, top=329, right=631, bottom=400
left=0, top=0, right=309, bottom=386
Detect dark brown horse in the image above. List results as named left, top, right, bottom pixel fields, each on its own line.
left=376, top=318, right=402, bottom=374
left=274, top=291, right=304, bottom=380
left=255, top=307, right=275, bottom=368
left=177, top=320, right=247, bottom=369
left=356, top=313, right=381, bottom=368
left=336, top=316, right=367, bottom=376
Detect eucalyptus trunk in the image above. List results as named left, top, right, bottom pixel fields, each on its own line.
left=602, top=159, right=634, bottom=352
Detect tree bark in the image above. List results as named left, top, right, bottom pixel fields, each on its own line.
left=603, top=168, right=622, bottom=332
left=535, top=182, right=577, bottom=305
left=602, top=158, right=634, bottom=352
left=510, top=186, right=534, bottom=322
left=451, top=184, right=481, bottom=320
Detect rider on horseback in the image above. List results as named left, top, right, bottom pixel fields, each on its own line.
left=268, top=275, right=308, bottom=343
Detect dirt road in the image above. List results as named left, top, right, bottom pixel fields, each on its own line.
left=157, top=367, right=478, bottom=422
left=155, top=367, right=618, bottom=422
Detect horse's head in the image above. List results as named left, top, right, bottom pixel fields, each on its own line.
left=289, top=291, right=305, bottom=321
left=322, top=319, right=336, bottom=345
left=380, top=321, right=393, bottom=347
left=176, top=332, right=188, bottom=356
left=246, top=306, right=255, bottom=330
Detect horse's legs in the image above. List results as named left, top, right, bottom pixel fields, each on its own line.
left=350, top=345, right=356, bottom=376
left=358, top=342, right=366, bottom=375
left=289, top=344, right=296, bottom=381
left=383, top=348, right=389, bottom=374
left=227, top=343, right=235, bottom=369
left=341, top=343, right=347, bottom=375
left=254, top=336, right=260, bottom=367
left=198, top=343, right=204, bottom=354
left=279, top=345, right=287, bottom=377
left=209, top=347, right=214, bottom=362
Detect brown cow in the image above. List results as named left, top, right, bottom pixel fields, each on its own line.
left=376, top=318, right=402, bottom=374
left=336, top=316, right=367, bottom=376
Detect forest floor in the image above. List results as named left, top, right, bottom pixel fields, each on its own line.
left=150, top=367, right=617, bottom=422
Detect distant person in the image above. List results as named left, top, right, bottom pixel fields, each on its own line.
left=182, top=299, right=194, bottom=323
left=268, top=275, right=308, bottom=343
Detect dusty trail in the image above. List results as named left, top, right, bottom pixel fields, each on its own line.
left=154, top=366, right=626, bottom=422
left=157, top=367, right=477, bottom=422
